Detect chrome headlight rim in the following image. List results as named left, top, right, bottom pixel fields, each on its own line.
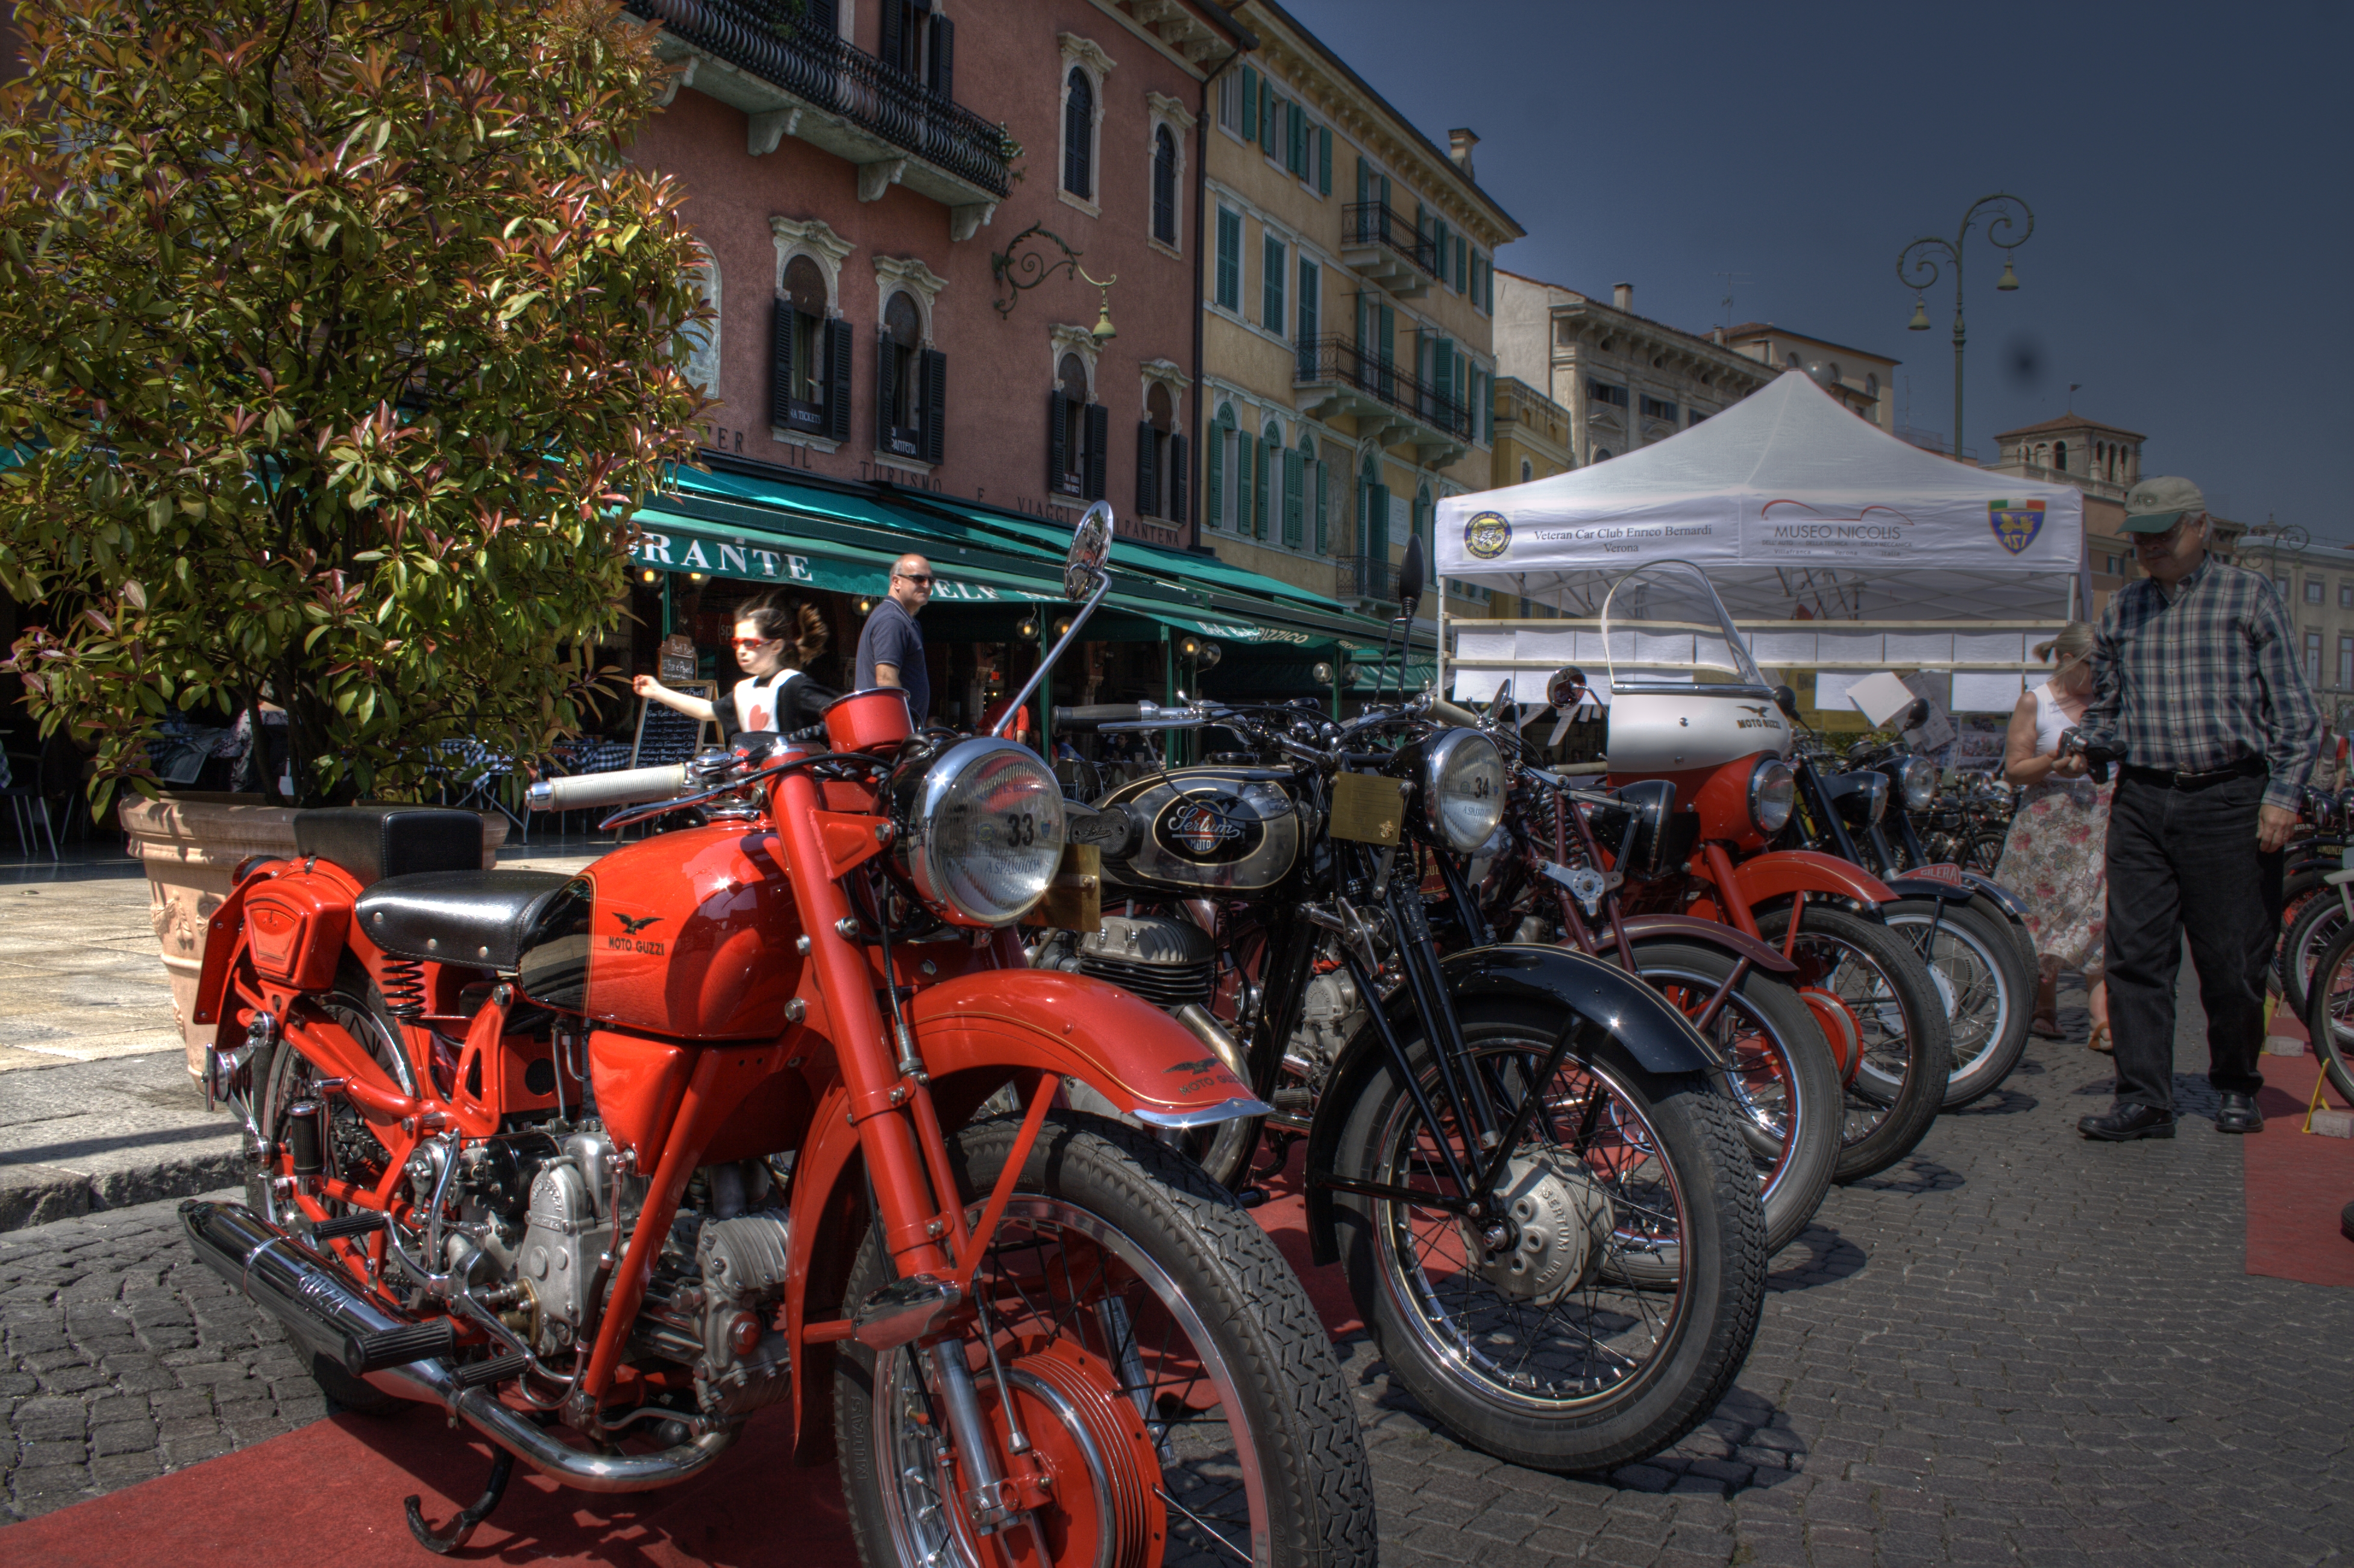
left=894, top=738, right=1067, bottom=927
left=1858, top=771, right=1889, bottom=823
left=1895, top=756, right=1935, bottom=812
left=1423, top=728, right=1507, bottom=853
left=1748, top=756, right=1797, bottom=837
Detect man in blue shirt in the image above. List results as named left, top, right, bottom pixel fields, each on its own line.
left=856, top=553, right=934, bottom=721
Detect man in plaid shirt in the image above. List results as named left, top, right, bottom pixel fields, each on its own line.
left=2070, top=475, right=2321, bottom=1141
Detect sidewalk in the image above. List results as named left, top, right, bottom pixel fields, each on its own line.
left=0, top=835, right=604, bottom=1231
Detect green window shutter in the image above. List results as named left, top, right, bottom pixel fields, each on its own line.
left=1260, top=81, right=1273, bottom=152
left=1257, top=435, right=1274, bottom=539
left=1292, top=107, right=1307, bottom=177
left=1456, top=236, right=1468, bottom=292
left=1233, top=430, right=1251, bottom=536
left=1207, top=425, right=1224, bottom=529
left=1369, top=483, right=1391, bottom=557
left=1319, top=128, right=1332, bottom=196
left=1297, top=258, right=1318, bottom=343
left=1240, top=66, right=1257, bottom=139
left=1314, top=460, right=1329, bottom=554
left=1282, top=445, right=1303, bottom=547
left=1263, top=236, right=1285, bottom=334
left=1355, top=155, right=1370, bottom=204
left=1436, top=337, right=1454, bottom=416
left=1215, top=210, right=1241, bottom=310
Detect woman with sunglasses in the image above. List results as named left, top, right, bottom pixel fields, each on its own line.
left=1996, top=622, right=2113, bottom=1050
left=632, top=594, right=834, bottom=738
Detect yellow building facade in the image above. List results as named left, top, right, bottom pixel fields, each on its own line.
left=1194, top=0, right=1522, bottom=614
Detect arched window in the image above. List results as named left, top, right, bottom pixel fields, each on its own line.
left=1053, top=352, right=1091, bottom=496
left=1139, top=382, right=1175, bottom=520
left=2053, top=441, right=2068, bottom=472
left=1255, top=418, right=1281, bottom=542
left=1207, top=403, right=1239, bottom=531
left=1783, top=351, right=1801, bottom=369
left=1865, top=372, right=1878, bottom=400
left=1593, top=447, right=1613, bottom=462
left=1356, top=451, right=1391, bottom=586
left=782, top=256, right=827, bottom=406
left=880, top=291, right=921, bottom=445
left=1063, top=67, right=1094, bottom=199
left=1152, top=125, right=1178, bottom=245
left=682, top=250, right=721, bottom=398
left=1413, top=481, right=1433, bottom=551
left=1521, top=458, right=1533, bottom=484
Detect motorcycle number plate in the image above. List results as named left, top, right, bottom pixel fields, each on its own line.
left=1329, top=772, right=1407, bottom=845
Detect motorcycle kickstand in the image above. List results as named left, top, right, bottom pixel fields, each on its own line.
left=404, top=1449, right=515, bottom=1555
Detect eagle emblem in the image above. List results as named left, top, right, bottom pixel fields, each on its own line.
left=1165, top=1056, right=1226, bottom=1078
left=613, top=912, right=662, bottom=935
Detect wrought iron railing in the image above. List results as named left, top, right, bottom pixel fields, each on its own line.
left=631, top=0, right=1012, bottom=198
left=1340, top=201, right=1440, bottom=277
left=1295, top=336, right=1474, bottom=442
left=1340, top=553, right=1393, bottom=603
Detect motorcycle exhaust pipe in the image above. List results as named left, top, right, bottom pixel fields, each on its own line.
left=179, top=1200, right=738, bottom=1493
left=1172, top=1003, right=1251, bottom=1087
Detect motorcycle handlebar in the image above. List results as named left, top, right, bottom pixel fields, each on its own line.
left=526, top=763, right=692, bottom=813
left=1053, top=704, right=1146, bottom=731
left=1429, top=697, right=1482, bottom=728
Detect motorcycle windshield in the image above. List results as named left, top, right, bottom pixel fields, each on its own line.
left=1598, top=559, right=1774, bottom=698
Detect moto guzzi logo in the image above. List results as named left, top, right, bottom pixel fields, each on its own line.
left=608, top=911, right=665, bottom=955
left=1734, top=704, right=1784, bottom=731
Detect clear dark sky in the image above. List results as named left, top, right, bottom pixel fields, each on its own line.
left=1282, top=0, right=2353, bottom=539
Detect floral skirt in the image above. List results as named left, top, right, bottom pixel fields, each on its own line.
left=1994, top=777, right=2112, bottom=976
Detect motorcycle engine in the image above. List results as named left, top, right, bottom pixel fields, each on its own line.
left=1286, top=965, right=1364, bottom=1083
left=1047, top=914, right=1217, bottom=1009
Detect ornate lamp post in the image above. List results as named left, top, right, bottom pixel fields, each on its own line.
left=1896, top=193, right=2035, bottom=459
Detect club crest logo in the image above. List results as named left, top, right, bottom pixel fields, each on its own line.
left=1463, top=510, right=1511, bottom=561
left=1988, top=499, right=2045, bottom=555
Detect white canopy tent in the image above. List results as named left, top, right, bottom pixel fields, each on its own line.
left=1431, top=371, right=2085, bottom=721
left=1436, top=369, right=2085, bottom=622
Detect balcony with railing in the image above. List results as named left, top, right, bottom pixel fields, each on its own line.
left=1339, top=553, right=1393, bottom=604
left=1295, top=335, right=1472, bottom=464
left=630, top=0, right=1011, bottom=233
left=1340, top=202, right=1437, bottom=298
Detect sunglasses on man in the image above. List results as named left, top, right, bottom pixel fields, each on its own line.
left=894, top=571, right=935, bottom=586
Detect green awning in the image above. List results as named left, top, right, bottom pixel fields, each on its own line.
left=627, top=502, right=1055, bottom=605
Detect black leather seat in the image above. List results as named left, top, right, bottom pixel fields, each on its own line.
left=354, top=871, right=585, bottom=971
left=293, top=808, right=483, bottom=889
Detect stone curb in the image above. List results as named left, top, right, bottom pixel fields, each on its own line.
left=0, top=1144, right=245, bottom=1232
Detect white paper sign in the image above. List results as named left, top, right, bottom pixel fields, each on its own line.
left=1845, top=671, right=1920, bottom=729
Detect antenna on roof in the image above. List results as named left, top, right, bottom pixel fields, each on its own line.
left=2067, top=382, right=2082, bottom=412
left=1715, top=271, right=1748, bottom=330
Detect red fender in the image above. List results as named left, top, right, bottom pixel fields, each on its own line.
left=1715, top=848, right=1896, bottom=912
left=777, top=967, right=1261, bottom=1464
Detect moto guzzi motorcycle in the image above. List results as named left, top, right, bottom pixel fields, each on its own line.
left=1566, top=562, right=1953, bottom=1184
left=182, top=506, right=1376, bottom=1565
left=1036, top=554, right=1767, bottom=1473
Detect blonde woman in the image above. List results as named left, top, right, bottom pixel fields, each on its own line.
left=1997, top=622, right=2112, bottom=1051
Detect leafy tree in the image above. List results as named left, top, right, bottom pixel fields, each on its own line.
left=0, top=0, right=709, bottom=809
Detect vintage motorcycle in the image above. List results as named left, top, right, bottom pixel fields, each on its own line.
left=1035, top=550, right=1769, bottom=1474
left=1570, top=562, right=1953, bottom=1183
left=181, top=506, right=1376, bottom=1564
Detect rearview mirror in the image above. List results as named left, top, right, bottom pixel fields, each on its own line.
left=1066, top=501, right=1113, bottom=600
left=1396, top=536, right=1426, bottom=617
left=1895, top=697, right=1930, bottom=733
left=1546, top=665, right=1590, bottom=710
left=1773, top=685, right=1800, bottom=720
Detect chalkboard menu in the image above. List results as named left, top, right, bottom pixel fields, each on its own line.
left=631, top=682, right=721, bottom=767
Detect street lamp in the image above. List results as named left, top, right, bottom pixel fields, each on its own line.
left=1895, top=193, right=2035, bottom=459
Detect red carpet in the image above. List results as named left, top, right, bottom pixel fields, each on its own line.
left=6, top=1164, right=1366, bottom=1564
left=2245, top=1045, right=2354, bottom=1288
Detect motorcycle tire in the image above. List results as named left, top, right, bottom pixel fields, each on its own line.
left=1753, top=906, right=1951, bottom=1184
left=835, top=1111, right=1375, bottom=1568
left=1966, top=832, right=2010, bottom=876
left=244, top=962, right=414, bottom=1416
left=2275, top=873, right=2343, bottom=1014
left=2306, top=919, right=2354, bottom=1107
left=1328, top=996, right=1766, bottom=1473
left=1627, top=941, right=1840, bottom=1257
left=1881, top=900, right=2032, bottom=1110
left=1971, top=891, right=2040, bottom=993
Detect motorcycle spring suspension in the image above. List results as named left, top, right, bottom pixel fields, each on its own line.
left=381, top=957, right=428, bottom=1023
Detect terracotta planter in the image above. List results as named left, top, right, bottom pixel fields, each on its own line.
left=121, top=795, right=510, bottom=1077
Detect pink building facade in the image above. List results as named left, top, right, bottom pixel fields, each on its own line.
left=627, top=0, right=1243, bottom=550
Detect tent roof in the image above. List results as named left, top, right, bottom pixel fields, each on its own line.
left=1437, top=371, right=2086, bottom=621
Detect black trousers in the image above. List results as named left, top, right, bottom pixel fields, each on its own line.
left=2103, top=771, right=2282, bottom=1111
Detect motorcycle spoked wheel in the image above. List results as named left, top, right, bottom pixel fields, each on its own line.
left=2305, top=919, right=2354, bottom=1108
left=1879, top=900, right=2031, bottom=1110
left=1753, top=906, right=1951, bottom=1184
left=1965, top=832, right=2010, bottom=877
left=244, top=963, right=413, bottom=1415
left=2276, top=880, right=2347, bottom=1018
left=2270, top=867, right=2330, bottom=999
left=1328, top=1000, right=1766, bottom=1473
left=834, top=1112, right=1374, bottom=1568
left=1627, top=942, right=1840, bottom=1258
left=1972, top=892, right=2040, bottom=993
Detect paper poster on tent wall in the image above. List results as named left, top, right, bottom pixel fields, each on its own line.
left=1951, top=716, right=2010, bottom=773
left=1815, top=670, right=1868, bottom=712
left=1951, top=671, right=2026, bottom=712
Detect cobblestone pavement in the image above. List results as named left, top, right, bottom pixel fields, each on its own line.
left=5, top=991, right=2352, bottom=1564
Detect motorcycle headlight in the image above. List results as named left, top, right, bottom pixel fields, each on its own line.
left=1859, top=771, right=1889, bottom=823
left=1896, top=756, right=1935, bottom=812
left=893, top=739, right=1067, bottom=927
left=1748, top=757, right=1797, bottom=836
left=1423, top=729, right=1507, bottom=853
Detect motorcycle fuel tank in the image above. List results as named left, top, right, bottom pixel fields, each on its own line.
left=514, top=824, right=804, bottom=1040
left=1097, top=768, right=1302, bottom=895
left=1605, top=691, right=1792, bottom=774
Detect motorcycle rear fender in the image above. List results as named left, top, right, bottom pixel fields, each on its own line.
left=777, top=967, right=1271, bottom=1466
left=1884, top=875, right=1976, bottom=906
left=1298, top=943, right=1719, bottom=1268
left=1614, top=913, right=1798, bottom=974
left=1720, top=848, right=1895, bottom=911
left=1954, top=871, right=2030, bottom=921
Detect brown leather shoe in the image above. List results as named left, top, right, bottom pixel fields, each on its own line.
left=2079, top=1103, right=2176, bottom=1141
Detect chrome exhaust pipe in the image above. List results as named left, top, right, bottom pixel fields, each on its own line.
left=179, top=1200, right=738, bottom=1493
left=1172, top=1002, right=1251, bottom=1086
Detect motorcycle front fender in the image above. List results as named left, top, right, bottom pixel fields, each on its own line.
left=776, top=967, right=1270, bottom=1467
left=1883, top=874, right=1976, bottom=906
left=1299, top=942, right=1719, bottom=1267
left=1614, top=913, right=1798, bottom=974
left=1953, top=871, right=2030, bottom=921
left=1721, top=848, right=1895, bottom=911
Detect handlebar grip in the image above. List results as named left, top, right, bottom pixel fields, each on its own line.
left=1430, top=697, right=1482, bottom=727
left=1054, top=704, right=1145, bottom=731
left=527, top=764, right=691, bottom=813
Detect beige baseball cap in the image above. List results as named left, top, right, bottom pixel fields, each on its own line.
left=2122, top=475, right=2206, bottom=533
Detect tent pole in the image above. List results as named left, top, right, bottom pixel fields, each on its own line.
left=1436, top=575, right=1448, bottom=697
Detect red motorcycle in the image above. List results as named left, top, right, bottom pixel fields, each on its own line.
left=182, top=507, right=1375, bottom=1563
